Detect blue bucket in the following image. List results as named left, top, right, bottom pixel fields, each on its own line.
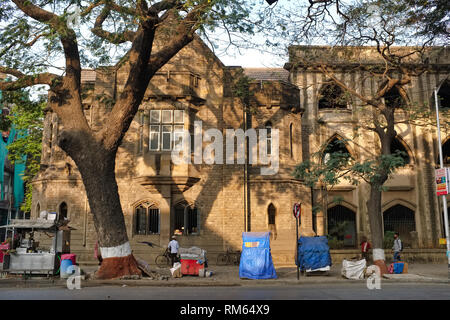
left=60, top=259, right=74, bottom=278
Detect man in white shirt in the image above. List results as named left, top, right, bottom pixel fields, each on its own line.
left=168, top=236, right=179, bottom=266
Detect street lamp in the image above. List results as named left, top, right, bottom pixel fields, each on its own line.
left=434, top=86, right=450, bottom=279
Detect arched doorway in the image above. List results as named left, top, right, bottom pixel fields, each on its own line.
left=267, top=203, right=277, bottom=240
left=59, top=202, right=68, bottom=220
left=327, top=205, right=357, bottom=247
left=383, top=205, right=416, bottom=248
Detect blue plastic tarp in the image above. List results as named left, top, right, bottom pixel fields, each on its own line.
left=239, top=232, right=277, bottom=279
left=296, top=236, right=332, bottom=271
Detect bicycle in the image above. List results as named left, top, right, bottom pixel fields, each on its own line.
left=216, top=248, right=241, bottom=266
left=155, top=248, right=171, bottom=268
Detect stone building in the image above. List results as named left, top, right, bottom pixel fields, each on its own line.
left=285, top=46, right=450, bottom=252
left=31, top=40, right=450, bottom=264
left=31, top=38, right=312, bottom=264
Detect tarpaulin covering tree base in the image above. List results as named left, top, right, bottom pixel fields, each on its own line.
left=239, top=232, right=277, bottom=279
left=296, top=236, right=332, bottom=271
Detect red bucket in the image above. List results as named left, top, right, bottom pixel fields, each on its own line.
left=61, top=253, right=76, bottom=265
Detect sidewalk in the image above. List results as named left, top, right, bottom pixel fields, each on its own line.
left=0, top=263, right=448, bottom=289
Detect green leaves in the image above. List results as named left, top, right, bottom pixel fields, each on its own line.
left=293, top=139, right=407, bottom=189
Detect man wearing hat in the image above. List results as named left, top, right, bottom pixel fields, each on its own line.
left=167, top=235, right=179, bottom=266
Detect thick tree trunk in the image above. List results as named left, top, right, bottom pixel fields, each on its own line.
left=59, top=131, right=141, bottom=279
left=367, top=182, right=389, bottom=275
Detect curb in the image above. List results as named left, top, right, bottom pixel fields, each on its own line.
left=0, top=276, right=448, bottom=289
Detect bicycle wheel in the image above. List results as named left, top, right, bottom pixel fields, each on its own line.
left=155, top=254, right=170, bottom=268
left=216, top=253, right=228, bottom=266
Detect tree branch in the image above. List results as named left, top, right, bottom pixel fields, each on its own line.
left=0, top=68, right=60, bottom=90
left=91, top=6, right=137, bottom=44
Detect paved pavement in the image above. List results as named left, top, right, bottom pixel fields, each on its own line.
left=0, top=262, right=448, bottom=289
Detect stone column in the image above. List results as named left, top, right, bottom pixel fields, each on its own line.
left=159, top=185, right=172, bottom=246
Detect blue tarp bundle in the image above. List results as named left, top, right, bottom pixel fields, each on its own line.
left=239, top=232, right=277, bottom=279
left=296, top=236, right=332, bottom=271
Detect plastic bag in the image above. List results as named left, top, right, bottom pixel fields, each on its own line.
left=170, top=262, right=182, bottom=278
left=341, top=259, right=366, bottom=279
left=239, top=232, right=277, bottom=279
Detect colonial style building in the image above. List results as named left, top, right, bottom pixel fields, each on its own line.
left=31, top=40, right=450, bottom=264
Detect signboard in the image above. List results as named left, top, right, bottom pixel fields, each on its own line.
left=435, top=168, right=450, bottom=196
left=293, top=203, right=301, bottom=219
left=439, top=238, right=447, bottom=245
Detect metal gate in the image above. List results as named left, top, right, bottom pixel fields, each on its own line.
left=383, top=205, right=416, bottom=247
left=327, top=205, right=356, bottom=247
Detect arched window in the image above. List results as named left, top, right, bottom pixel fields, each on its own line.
left=59, top=202, right=68, bottom=220
left=265, top=121, right=272, bottom=156
left=322, top=136, right=351, bottom=164
left=318, top=83, right=348, bottom=109
left=437, top=79, right=450, bottom=109
left=173, top=202, right=199, bottom=235
left=268, top=203, right=276, bottom=225
left=384, top=86, right=406, bottom=108
left=289, top=123, right=293, bottom=158
left=383, top=205, right=416, bottom=248
left=36, top=202, right=40, bottom=218
left=442, top=139, right=450, bottom=165
left=327, top=205, right=356, bottom=248
left=390, top=136, right=410, bottom=165
left=134, top=203, right=160, bottom=235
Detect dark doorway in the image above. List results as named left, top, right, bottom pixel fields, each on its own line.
left=383, top=205, right=416, bottom=248
left=327, top=205, right=357, bottom=247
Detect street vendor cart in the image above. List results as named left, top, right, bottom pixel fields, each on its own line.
left=0, top=214, right=73, bottom=276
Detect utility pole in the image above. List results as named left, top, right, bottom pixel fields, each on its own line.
left=434, top=87, right=450, bottom=279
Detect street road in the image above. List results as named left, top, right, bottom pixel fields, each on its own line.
left=0, top=283, right=448, bottom=300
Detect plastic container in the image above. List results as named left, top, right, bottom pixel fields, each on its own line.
left=61, top=254, right=76, bottom=266
left=60, top=259, right=73, bottom=278
left=180, top=259, right=204, bottom=276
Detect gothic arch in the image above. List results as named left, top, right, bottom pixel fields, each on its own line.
left=327, top=200, right=358, bottom=213
left=58, top=201, right=68, bottom=220
left=383, top=204, right=416, bottom=248
left=318, top=82, right=349, bottom=109
left=173, top=199, right=200, bottom=236
left=441, top=136, right=450, bottom=165
left=267, top=203, right=276, bottom=225
left=321, top=133, right=355, bottom=161
left=130, top=198, right=160, bottom=209
left=35, top=202, right=41, bottom=219
left=326, top=203, right=357, bottom=247
left=391, top=134, right=414, bottom=165
left=382, top=198, right=416, bottom=213
left=434, top=77, right=450, bottom=109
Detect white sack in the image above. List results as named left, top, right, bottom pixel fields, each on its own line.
left=341, top=259, right=366, bottom=280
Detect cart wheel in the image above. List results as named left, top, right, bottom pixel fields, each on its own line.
left=216, top=253, right=228, bottom=266
left=155, top=255, right=169, bottom=268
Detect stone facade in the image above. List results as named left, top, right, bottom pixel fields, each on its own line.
left=31, top=41, right=450, bottom=264
left=286, top=46, right=450, bottom=251
left=31, top=38, right=312, bottom=264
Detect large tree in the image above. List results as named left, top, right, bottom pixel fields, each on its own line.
left=0, top=0, right=256, bottom=279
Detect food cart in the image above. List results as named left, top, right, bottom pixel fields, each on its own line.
left=0, top=215, right=72, bottom=276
